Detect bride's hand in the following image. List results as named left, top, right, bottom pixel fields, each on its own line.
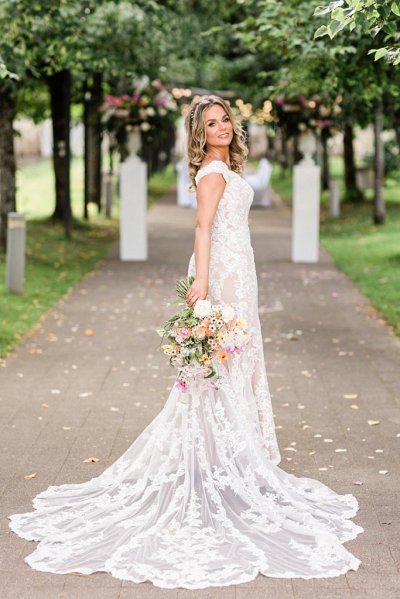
left=185, top=279, right=208, bottom=307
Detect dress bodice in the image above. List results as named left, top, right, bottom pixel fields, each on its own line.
left=194, top=160, right=254, bottom=251
left=190, top=160, right=257, bottom=324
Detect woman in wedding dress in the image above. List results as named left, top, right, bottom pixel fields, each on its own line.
left=8, top=95, right=363, bottom=590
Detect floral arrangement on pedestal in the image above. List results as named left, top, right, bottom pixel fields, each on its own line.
left=273, top=95, right=340, bottom=139
left=100, top=76, right=178, bottom=161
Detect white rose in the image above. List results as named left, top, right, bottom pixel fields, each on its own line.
left=221, top=305, right=235, bottom=323
left=194, top=299, right=211, bottom=318
left=146, top=106, right=156, bottom=117
left=140, top=121, right=151, bottom=131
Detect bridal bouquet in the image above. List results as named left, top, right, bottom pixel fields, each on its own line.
left=157, top=277, right=249, bottom=392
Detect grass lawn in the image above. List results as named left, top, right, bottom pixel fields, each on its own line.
left=0, top=158, right=176, bottom=358
left=271, top=157, right=400, bottom=335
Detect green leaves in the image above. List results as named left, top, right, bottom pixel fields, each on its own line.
left=314, top=24, right=329, bottom=38
left=391, top=2, right=400, bottom=17
left=313, top=0, right=400, bottom=64
left=369, top=47, right=389, bottom=61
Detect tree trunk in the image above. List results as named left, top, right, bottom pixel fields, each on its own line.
left=47, top=70, right=72, bottom=237
left=373, top=101, right=385, bottom=225
left=0, top=88, right=17, bottom=252
left=84, top=72, right=103, bottom=219
left=385, top=95, right=400, bottom=153
left=293, top=135, right=302, bottom=164
left=343, top=123, right=363, bottom=202
left=321, top=130, right=330, bottom=190
left=280, top=131, right=289, bottom=171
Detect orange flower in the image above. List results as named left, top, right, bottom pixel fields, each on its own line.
left=217, top=351, right=228, bottom=363
left=193, top=325, right=207, bottom=340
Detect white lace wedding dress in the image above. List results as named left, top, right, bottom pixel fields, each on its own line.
left=9, top=160, right=363, bottom=589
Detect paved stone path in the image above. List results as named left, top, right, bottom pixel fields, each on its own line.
left=1, top=190, right=400, bottom=599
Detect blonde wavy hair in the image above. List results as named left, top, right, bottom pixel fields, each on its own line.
left=184, top=95, right=248, bottom=190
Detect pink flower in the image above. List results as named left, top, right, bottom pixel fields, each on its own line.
left=132, top=91, right=141, bottom=103
left=176, top=327, right=191, bottom=339
left=155, top=96, right=167, bottom=108
left=176, top=379, right=188, bottom=392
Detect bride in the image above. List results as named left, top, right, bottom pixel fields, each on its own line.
left=8, top=94, right=363, bottom=590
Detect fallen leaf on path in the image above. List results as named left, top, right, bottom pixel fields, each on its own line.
left=309, top=451, right=316, bottom=455
left=79, top=392, right=93, bottom=398
left=353, top=481, right=363, bottom=485
left=24, top=473, right=37, bottom=480
left=344, top=394, right=358, bottom=399
left=375, top=449, right=384, bottom=453
left=368, top=420, right=380, bottom=426
left=323, top=439, right=333, bottom=443
left=287, top=334, right=299, bottom=341
left=350, top=404, right=359, bottom=410
left=85, top=329, right=94, bottom=336
left=51, top=389, right=61, bottom=395
left=83, top=457, right=99, bottom=463
left=335, top=448, right=347, bottom=452
left=41, top=403, right=49, bottom=408
left=62, top=426, right=71, bottom=430
left=379, top=470, right=388, bottom=475
left=110, top=407, right=119, bottom=412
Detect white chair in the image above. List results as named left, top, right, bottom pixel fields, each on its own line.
left=243, top=158, right=273, bottom=207
left=176, top=159, right=196, bottom=208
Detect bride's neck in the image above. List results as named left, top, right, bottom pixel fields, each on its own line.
left=205, top=148, right=230, bottom=166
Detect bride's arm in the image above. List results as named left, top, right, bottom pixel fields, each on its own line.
left=186, top=173, right=226, bottom=307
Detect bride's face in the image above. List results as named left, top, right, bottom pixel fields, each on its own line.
left=203, top=104, right=233, bottom=149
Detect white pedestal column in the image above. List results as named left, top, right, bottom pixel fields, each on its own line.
left=119, top=134, right=147, bottom=261
left=329, top=180, right=340, bottom=218
left=292, top=132, right=321, bottom=263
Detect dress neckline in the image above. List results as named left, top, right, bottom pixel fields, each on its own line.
left=198, top=159, right=233, bottom=173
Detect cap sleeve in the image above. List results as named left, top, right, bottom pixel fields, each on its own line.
left=195, top=160, right=231, bottom=185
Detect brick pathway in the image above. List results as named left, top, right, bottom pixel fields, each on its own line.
left=1, top=190, right=399, bottom=598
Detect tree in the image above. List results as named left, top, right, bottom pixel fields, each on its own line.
left=0, top=0, right=32, bottom=251
left=314, top=0, right=400, bottom=64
